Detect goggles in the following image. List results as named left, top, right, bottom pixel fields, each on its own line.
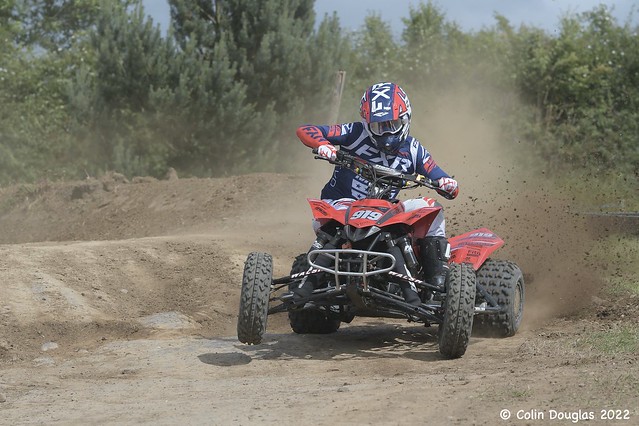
left=369, top=117, right=405, bottom=136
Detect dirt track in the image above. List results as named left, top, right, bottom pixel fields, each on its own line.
left=0, top=167, right=637, bottom=425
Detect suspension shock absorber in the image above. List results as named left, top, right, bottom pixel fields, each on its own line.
left=395, top=235, right=419, bottom=276
left=311, top=230, right=332, bottom=251
left=311, top=229, right=343, bottom=268
left=385, top=234, right=421, bottom=306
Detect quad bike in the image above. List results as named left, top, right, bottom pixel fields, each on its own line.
left=237, top=150, right=524, bottom=359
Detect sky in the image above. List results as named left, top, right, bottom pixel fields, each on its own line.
left=140, top=0, right=638, bottom=35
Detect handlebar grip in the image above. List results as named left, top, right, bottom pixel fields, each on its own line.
left=416, top=174, right=437, bottom=187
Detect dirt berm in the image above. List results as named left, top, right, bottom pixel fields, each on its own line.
left=0, top=170, right=637, bottom=425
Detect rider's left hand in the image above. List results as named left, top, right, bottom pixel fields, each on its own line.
left=436, top=177, right=459, bottom=199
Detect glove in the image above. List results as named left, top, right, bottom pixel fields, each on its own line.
left=436, top=177, right=459, bottom=199
left=316, top=144, right=338, bottom=161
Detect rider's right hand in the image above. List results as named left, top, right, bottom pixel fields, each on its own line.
left=316, top=144, right=338, bottom=161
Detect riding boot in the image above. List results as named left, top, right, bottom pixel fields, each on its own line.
left=399, top=283, right=422, bottom=306
left=419, top=236, right=451, bottom=289
left=292, top=275, right=315, bottom=300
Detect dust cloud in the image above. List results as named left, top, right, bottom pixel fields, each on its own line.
left=408, top=85, right=601, bottom=327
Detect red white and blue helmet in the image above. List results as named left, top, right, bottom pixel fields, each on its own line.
left=359, top=82, right=412, bottom=154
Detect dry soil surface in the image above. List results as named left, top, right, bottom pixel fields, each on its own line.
left=0, top=170, right=637, bottom=425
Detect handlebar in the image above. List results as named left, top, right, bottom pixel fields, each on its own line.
left=311, top=148, right=443, bottom=198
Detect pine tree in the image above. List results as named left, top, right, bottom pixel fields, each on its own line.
left=17, top=0, right=138, bottom=51
left=169, top=0, right=348, bottom=162
left=67, top=0, right=269, bottom=177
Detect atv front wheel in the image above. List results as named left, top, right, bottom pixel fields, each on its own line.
left=237, top=252, right=272, bottom=344
left=438, top=262, right=476, bottom=359
left=288, top=253, right=341, bottom=334
left=474, top=259, right=524, bottom=337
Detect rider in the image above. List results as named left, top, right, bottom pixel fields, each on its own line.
left=295, top=82, right=459, bottom=305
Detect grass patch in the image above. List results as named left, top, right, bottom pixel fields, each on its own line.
left=560, top=172, right=639, bottom=212
left=579, top=324, right=639, bottom=355
left=510, top=388, right=533, bottom=399
left=519, top=322, right=639, bottom=361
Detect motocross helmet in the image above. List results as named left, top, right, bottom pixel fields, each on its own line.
left=359, top=82, right=412, bottom=155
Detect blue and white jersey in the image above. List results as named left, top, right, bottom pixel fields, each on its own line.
left=300, top=121, right=450, bottom=200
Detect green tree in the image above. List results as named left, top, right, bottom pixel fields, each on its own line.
left=170, top=0, right=319, bottom=113
left=17, top=0, right=138, bottom=51
left=508, top=5, right=639, bottom=173
left=310, top=12, right=351, bottom=122
left=169, top=0, right=348, bottom=165
left=0, top=0, right=83, bottom=183
left=349, top=13, right=398, bottom=93
left=0, top=0, right=25, bottom=181
left=68, top=0, right=273, bottom=176
left=2, top=0, right=635, bottom=186
left=67, top=1, right=172, bottom=175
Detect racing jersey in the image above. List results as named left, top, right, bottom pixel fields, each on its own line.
left=297, top=121, right=450, bottom=200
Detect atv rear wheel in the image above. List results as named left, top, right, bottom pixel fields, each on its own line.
left=438, top=262, right=476, bottom=359
left=474, top=259, right=524, bottom=337
left=237, top=252, right=272, bottom=344
left=288, top=253, right=341, bottom=334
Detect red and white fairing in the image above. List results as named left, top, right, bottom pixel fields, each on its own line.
left=449, top=228, right=505, bottom=270
left=308, top=198, right=441, bottom=239
left=309, top=199, right=504, bottom=270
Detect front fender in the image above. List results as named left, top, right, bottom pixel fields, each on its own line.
left=307, top=199, right=347, bottom=226
left=449, top=228, right=504, bottom=270
left=383, top=206, right=442, bottom=238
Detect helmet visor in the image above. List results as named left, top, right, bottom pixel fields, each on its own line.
left=369, top=118, right=403, bottom=136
